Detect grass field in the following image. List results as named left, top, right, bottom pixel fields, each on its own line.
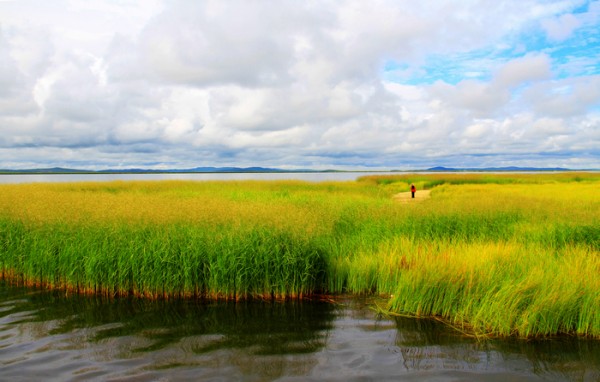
left=0, top=172, right=598, bottom=338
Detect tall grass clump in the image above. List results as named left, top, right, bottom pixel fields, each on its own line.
left=0, top=220, right=328, bottom=300
left=386, top=241, right=599, bottom=338
left=0, top=174, right=598, bottom=338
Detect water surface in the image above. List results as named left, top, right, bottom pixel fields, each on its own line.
left=0, top=172, right=388, bottom=184
left=1, top=284, right=598, bottom=381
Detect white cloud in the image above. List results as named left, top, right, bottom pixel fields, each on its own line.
left=138, top=1, right=298, bottom=87
left=523, top=76, right=600, bottom=117
left=463, top=121, right=493, bottom=139
left=0, top=31, right=25, bottom=97
left=429, top=80, right=510, bottom=118
left=542, top=13, right=582, bottom=41
left=495, top=54, right=552, bottom=88
left=541, top=1, right=600, bottom=42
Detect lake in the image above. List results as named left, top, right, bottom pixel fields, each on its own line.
left=1, top=283, right=598, bottom=381
left=0, top=171, right=575, bottom=184
left=0, top=172, right=392, bottom=184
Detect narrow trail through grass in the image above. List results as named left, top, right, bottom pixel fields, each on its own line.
left=392, top=190, right=431, bottom=202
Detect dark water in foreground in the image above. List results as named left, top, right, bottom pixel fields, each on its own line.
left=0, top=285, right=598, bottom=381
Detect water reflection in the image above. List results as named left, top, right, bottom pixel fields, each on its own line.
left=0, top=285, right=334, bottom=380
left=393, top=315, right=600, bottom=381
left=1, top=284, right=599, bottom=381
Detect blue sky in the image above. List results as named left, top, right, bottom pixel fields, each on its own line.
left=0, top=0, right=598, bottom=170
left=386, top=4, right=600, bottom=85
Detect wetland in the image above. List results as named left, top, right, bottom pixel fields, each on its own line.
left=0, top=172, right=598, bottom=379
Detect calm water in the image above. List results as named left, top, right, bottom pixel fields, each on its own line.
left=0, top=172, right=391, bottom=184
left=1, top=284, right=598, bottom=381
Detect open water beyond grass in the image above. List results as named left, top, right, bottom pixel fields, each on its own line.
left=1, top=283, right=598, bottom=382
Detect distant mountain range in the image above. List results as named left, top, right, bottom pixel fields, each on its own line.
left=0, top=166, right=589, bottom=174
left=0, top=166, right=326, bottom=174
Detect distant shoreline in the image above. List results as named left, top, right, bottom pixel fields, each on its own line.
left=0, top=166, right=596, bottom=175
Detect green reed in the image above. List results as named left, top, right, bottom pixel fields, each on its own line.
left=0, top=221, right=327, bottom=300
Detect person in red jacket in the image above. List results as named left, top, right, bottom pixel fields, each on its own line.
left=410, top=184, right=416, bottom=198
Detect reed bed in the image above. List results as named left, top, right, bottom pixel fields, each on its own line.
left=0, top=173, right=598, bottom=338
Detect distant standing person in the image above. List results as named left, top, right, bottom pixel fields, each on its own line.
left=410, top=184, right=416, bottom=198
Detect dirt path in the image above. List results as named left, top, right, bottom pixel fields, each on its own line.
left=392, top=189, right=431, bottom=202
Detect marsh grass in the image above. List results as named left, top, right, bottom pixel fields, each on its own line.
left=0, top=173, right=598, bottom=338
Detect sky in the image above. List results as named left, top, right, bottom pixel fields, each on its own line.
left=0, top=0, right=599, bottom=170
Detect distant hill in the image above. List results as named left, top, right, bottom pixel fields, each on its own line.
left=102, top=166, right=320, bottom=173
left=426, top=166, right=571, bottom=172
left=0, top=167, right=321, bottom=174
left=0, top=167, right=90, bottom=174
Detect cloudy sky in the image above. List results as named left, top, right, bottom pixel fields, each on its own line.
left=1, top=0, right=599, bottom=170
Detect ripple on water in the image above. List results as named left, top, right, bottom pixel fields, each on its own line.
left=0, top=286, right=598, bottom=381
